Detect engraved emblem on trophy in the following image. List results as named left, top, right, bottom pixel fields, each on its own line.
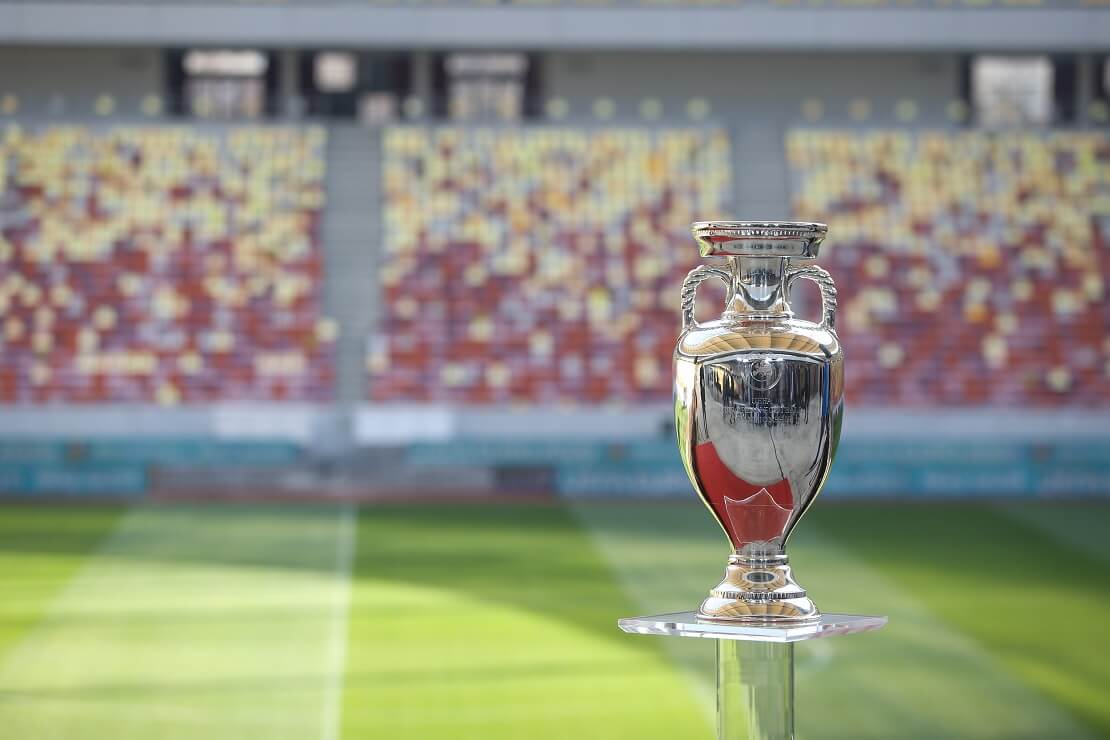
left=674, top=221, right=841, bottom=623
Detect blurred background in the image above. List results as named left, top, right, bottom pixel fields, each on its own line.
left=0, top=1, right=1108, bottom=738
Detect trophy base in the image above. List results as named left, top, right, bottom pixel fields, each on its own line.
left=697, top=594, right=820, bottom=624
left=697, top=558, right=820, bottom=624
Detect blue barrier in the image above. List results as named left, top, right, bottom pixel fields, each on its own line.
left=0, top=464, right=147, bottom=497
left=0, top=436, right=1105, bottom=499
left=408, top=439, right=685, bottom=468
left=0, top=441, right=69, bottom=465
left=0, top=438, right=302, bottom=498
left=407, top=440, right=604, bottom=467
left=557, top=462, right=691, bottom=498
left=0, top=439, right=301, bottom=467
left=552, top=438, right=1110, bottom=499
left=84, top=439, right=301, bottom=466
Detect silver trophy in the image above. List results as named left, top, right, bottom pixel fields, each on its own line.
left=675, top=221, right=841, bottom=623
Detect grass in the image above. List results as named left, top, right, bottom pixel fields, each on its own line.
left=0, top=499, right=1106, bottom=739
left=0, top=505, right=125, bottom=658
left=341, top=504, right=709, bottom=740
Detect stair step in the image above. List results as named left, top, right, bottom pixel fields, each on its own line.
left=320, top=125, right=381, bottom=408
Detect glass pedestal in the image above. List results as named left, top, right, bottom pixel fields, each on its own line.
left=618, top=612, right=886, bottom=740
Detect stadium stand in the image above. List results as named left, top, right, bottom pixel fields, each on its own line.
left=787, top=128, right=1110, bottom=407
left=369, top=125, right=732, bottom=403
left=0, top=123, right=335, bottom=403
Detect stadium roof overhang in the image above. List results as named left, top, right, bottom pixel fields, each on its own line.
left=0, top=4, right=1105, bottom=51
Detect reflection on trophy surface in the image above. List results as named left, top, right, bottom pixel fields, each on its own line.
left=674, top=221, right=842, bottom=623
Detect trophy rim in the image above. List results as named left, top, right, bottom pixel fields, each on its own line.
left=691, top=220, right=828, bottom=233
left=691, top=221, right=828, bottom=258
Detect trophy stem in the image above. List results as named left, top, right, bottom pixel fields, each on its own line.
left=717, top=639, right=794, bottom=740
left=722, top=255, right=793, bottom=317
left=619, top=611, right=886, bottom=740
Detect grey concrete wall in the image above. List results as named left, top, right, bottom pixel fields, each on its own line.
left=0, top=46, right=161, bottom=115
left=0, top=47, right=961, bottom=125
left=543, top=51, right=958, bottom=125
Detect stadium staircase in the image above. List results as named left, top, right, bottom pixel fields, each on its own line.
left=727, top=122, right=818, bottom=316
left=321, top=125, right=381, bottom=406
left=731, top=123, right=791, bottom=220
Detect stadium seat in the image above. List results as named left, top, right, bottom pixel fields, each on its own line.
left=369, top=126, right=732, bottom=403
left=0, top=123, right=335, bottom=403
left=787, top=128, right=1110, bottom=407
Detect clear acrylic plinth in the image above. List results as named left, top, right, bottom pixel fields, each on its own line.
left=618, top=612, right=886, bottom=740
left=617, top=611, right=886, bottom=643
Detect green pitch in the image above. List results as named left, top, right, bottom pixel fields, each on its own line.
left=0, top=499, right=1107, bottom=739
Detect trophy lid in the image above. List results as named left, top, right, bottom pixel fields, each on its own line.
left=692, top=221, right=828, bottom=259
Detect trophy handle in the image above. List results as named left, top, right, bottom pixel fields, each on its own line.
left=786, top=265, right=838, bottom=330
left=681, top=265, right=732, bottom=330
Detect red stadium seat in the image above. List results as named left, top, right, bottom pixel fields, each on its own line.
left=787, top=129, right=1110, bottom=407
left=368, top=126, right=733, bottom=403
left=0, top=124, right=336, bottom=403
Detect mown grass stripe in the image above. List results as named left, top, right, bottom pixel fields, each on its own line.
left=341, top=502, right=710, bottom=740
left=809, top=503, right=1110, bottom=738
left=0, top=504, right=125, bottom=664
left=0, top=503, right=354, bottom=740
left=999, top=502, right=1110, bottom=568
left=573, top=500, right=1100, bottom=739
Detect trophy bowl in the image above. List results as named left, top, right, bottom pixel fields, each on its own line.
left=674, top=221, right=842, bottom=623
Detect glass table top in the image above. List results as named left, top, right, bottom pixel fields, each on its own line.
left=618, top=612, right=887, bottom=643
